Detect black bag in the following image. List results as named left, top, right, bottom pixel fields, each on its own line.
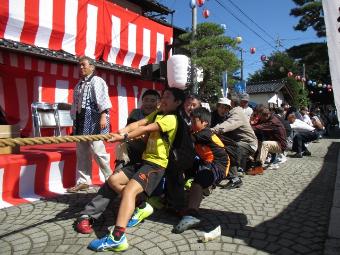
left=161, top=112, right=195, bottom=171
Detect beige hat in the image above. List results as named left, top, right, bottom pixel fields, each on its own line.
left=240, top=93, right=250, bottom=101
left=218, top=97, right=231, bottom=106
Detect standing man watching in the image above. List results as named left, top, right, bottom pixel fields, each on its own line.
left=67, top=56, right=112, bottom=193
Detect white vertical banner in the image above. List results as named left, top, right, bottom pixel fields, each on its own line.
left=322, top=0, right=340, bottom=121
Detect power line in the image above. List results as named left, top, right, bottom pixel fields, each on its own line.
left=213, top=0, right=277, bottom=51
left=224, top=0, right=277, bottom=43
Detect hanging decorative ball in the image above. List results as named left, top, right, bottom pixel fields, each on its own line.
left=202, top=9, right=210, bottom=18
left=287, top=72, right=293, bottom=77
left=323, top=84, right=327, bottom=88
left=250, top=47, right=256, bottom=54
left=279, top=66, right=285, bottom=72
left=308, top=80, right=313, bottom=85
left=327, top=84, right=332, bottom=89
left=196, top=0, right=205, bottom=7
left=260, top=55, right=267, bottom=61
left=310, top=91, right=314, bottom=95
left=312, top=81, right=317, bottom=86
left=220, top=24, right=227, bottom=30
left=301, top=77, right=306, bottom=82
left=235, top=36, right=242, bottom=44
left=319, top=90, right=323, bottom=94
left=295, top=75, right=301, bottom=81
left=328, top=88, right=332, bottom=92
left=318, top=83, right=323, bottom=88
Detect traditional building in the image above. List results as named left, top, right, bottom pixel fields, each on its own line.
left=246, top=80, right=293, bottom=108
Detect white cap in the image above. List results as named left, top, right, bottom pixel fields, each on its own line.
left=217, top=97, right=231, bottom=106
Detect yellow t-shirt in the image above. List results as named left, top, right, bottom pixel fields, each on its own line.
left=142, top=111, right=178, bottom=168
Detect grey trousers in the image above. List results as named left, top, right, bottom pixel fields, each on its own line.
left=80, top=182, right=117, bottom=219
left=76, top=141, right=112, bottom=184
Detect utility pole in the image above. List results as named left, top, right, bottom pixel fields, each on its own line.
left=240, top=48, right=244, bottom=81
left=302, top=63, right=306, bottom=90
left=190, top=1, right=197, bottom=93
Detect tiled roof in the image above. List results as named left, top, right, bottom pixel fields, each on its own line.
left=246, top=80, right=286, bottom=94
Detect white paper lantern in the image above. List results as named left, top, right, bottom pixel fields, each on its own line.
left=167, top=55, right=191, bottom=90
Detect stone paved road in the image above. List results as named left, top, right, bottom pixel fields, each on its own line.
left=0, top=137, right=339, bottom=255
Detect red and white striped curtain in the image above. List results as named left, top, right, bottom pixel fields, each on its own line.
left=0, top=50, right=163, bottom=137
left=0, top=0, right=173, bottom=68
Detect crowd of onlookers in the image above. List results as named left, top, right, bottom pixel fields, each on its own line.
left=67, top=83, right=338, bottom=252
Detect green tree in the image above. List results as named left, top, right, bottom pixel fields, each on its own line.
left=248, top=51, right=310, bottom=107
left=248, top=51, right=300, bottom=82
left=179, top=22, right=239, bottom=103
left=287, top=42, right=330, bottom=82
left=290, top=0, right=325, bottom=37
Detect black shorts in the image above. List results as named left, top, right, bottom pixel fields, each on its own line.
left=118, top=161, right=165, bottom=196
left=194, top=162, right=226, bottom=189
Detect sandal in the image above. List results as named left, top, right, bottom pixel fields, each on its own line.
left=66, top=183, right=89, bottom=193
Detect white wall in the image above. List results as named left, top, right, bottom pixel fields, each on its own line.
left=249, top=92, right=285, bottom=107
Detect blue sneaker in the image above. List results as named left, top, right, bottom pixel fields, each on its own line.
left=127, top=202, right=153, bottom=228
left=88, top=232, right=128, bottom=252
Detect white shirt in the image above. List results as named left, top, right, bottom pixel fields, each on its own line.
left=290, top=119, right=315, bottom=133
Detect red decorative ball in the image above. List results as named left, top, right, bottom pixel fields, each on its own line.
left=295, top=75, right=301, bottom=81
left=250, top=47, right=256, bottom=54
left=203, top=9, right=210, bottom=18
left=287, top=72, right=293, bottom=77
left=196, top=0, right=205, bottom=7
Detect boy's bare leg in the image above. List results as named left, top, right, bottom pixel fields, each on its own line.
left=115, top=179, right=144, bottom=228
left=107, top=171, right=130, bottom=194
left=187, top=183, right=203, bottom=211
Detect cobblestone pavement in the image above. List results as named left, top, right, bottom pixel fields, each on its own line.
left=0, top=137, right=339, bottom=255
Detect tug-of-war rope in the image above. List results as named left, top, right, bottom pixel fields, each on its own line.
left=0, top=134, right=114, bottom=147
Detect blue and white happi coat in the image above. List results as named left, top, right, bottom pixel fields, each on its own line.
left=71, top=74, right=112, bottom=135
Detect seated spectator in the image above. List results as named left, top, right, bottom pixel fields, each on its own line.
left=211, top=98, right=231, bottom=128
left=252, top=107, right=287, bottom=173
left=287, top=113, right=318, bottom=158
left=211, top=95, right=258, bottom=188
left=310, top=111, right=325, bottom=137
left=126, top=89, right=160, bottom=124
left=300, top=106, right=312, bottom=126
left=240, top=93, right=253, bottom=120
left=181, top=93, right=202, bottom=125
left=173, top=107, right=230, bottom=233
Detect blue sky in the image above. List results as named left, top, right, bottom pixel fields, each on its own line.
left=160, top=0, right=325, bottom=79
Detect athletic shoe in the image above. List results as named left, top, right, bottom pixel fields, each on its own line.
left=221, top=178, right=243, bottom=189
left=267, top=163, right=279, bottom=170
left=127, top=202, right=153, bottom=228
left=172, top=215, right=201, bottom=234
left=277, top=154, right=287, bottom=164
left=88, top=232, right=128, bottom=252
left=75, top=216, right=93, bottom=234
left=303, top=150, right=311, bottom=156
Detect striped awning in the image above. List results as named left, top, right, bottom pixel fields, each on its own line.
left=0, top=0, right=173, bottom=69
